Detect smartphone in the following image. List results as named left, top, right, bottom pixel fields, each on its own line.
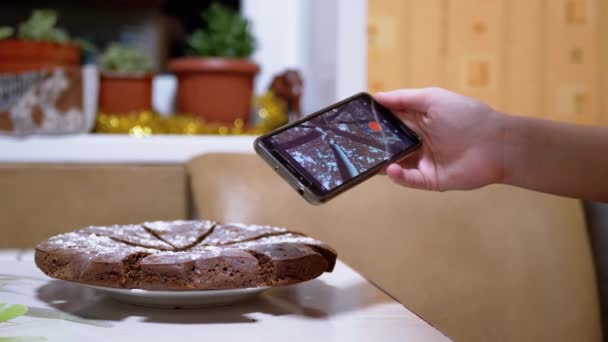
left=254, top=92, right=422, bottom=205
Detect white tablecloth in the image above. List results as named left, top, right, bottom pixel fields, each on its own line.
left=0, top=251, right=450, bottom=342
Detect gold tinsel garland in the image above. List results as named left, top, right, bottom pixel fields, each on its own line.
left=94, top=91, right=288, bottom=136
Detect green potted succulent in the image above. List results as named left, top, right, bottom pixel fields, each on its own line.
left=168, top=3, right=259, bottom=124
left=0, top=9, right=81, bottom=73
left=98, top=43, right=154, bottom=114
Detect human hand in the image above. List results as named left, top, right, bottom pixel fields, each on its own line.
left=375, top=87, right=506, bottom=191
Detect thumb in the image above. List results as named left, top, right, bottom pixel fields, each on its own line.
left=386, top=163, right=429, bottom=190
left=374, top=88, right=431, bottom=113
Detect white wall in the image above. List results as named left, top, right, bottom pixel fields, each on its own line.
left=242, top=0, right=367, bottom=114
left=241, top=0, right=305, bottom=96
left=299, top=0, right=337, bottom=113
left=335, top=0, right=367, bottom=100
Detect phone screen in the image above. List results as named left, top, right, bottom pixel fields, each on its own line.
left=264, top=94, right=419, bottom=193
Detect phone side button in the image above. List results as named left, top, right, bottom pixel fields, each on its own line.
left=299, top=177, right=312, bottom=188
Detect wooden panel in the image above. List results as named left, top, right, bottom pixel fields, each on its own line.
left=407, top=0, right=446, bottom=87
left=543, top=0, right=599, bottom=124
left=445, top=0, right=508, bottom=108
left=367, top=0, right=410, bottom=93
left=367, top=0, right=607, bottom=125
left=507, top=0, right=543, bottom=117
left=599, top=0, right=608, bottom=125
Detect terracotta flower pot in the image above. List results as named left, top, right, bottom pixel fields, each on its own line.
left=0, top=39, right=81, bottom=72
left=168, top=57, right=259, bottom=124
left=99, top=72, right=153, bottom=114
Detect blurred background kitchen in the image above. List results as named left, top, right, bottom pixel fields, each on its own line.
left=0, top=0, right=606, bottom=135
left=0, top=0, right=368, bottom=136
left=1, top=1, right=608, bottom=341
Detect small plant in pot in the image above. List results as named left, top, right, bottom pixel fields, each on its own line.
left=98, top=43, right=154, bottom=114
left=0, top=9, right=81, bottom=72
left=168, top=3, right=259, bottom=124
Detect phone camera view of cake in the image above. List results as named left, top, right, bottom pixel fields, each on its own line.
left=270, top=97, right=415, bottom=190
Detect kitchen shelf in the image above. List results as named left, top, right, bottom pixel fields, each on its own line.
left=0, top=134, right=256, bottom=164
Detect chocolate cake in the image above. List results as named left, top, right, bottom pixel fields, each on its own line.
left=35, top=220, right=337, bottom=290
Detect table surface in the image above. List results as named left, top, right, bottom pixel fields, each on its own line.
left=0, top=250, right=450, bottom=342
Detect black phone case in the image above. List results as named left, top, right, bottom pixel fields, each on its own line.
left=254, top=92, right=422, bottom=205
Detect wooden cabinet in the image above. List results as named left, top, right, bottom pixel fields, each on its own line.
left=367, top=0, right=607, bottom=125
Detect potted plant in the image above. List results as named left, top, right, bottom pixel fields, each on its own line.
left=0, top=9, right=91, bottom=135
left=98, top=43, right=154, bottom=114
left=0, top=9, right=81, bottom=73
left=168, top=3, right=259, bottom=124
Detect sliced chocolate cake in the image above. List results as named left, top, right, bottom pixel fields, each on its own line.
left=35, top=220, right=337, bottom=290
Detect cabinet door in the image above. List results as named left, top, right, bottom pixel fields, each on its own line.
left=367, top=0, right=410, bottom=93
left=506, top=0, right=544, bottom=118
left=368, top=0, right=449, bottom=92
left=366, top=0, right=605, bottom=125
left=406, top=0, right=446, bottom=88
left=445, top=0, right=508, bottom=109
left=543, top=0, right=600, bottom=124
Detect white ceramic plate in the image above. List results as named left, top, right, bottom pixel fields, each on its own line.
left=86, top=285, right=271, bottom=308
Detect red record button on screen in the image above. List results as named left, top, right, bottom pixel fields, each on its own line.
left=368, top=121, right=381, bottom=132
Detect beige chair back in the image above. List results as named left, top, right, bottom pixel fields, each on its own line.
left=0, top=164, right=188, bottom=247
left=188, top=153, right=601, bottom=342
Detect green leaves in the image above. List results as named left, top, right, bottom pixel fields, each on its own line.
left=17, top=9, right=69, bottom=43
left=187, top=3, right=256, bottom=58
left=98, top=43, right=153, bottom=73
left=0, top=337, right=47, bottom=342
left=72, top=38, right=98, bottom=56
left=0, top=27, right=14, bottom=40
left=0, top=303, right=28, bottom=323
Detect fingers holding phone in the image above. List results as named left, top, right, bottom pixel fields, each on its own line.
left=375, top=87, right=506, bottom=192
